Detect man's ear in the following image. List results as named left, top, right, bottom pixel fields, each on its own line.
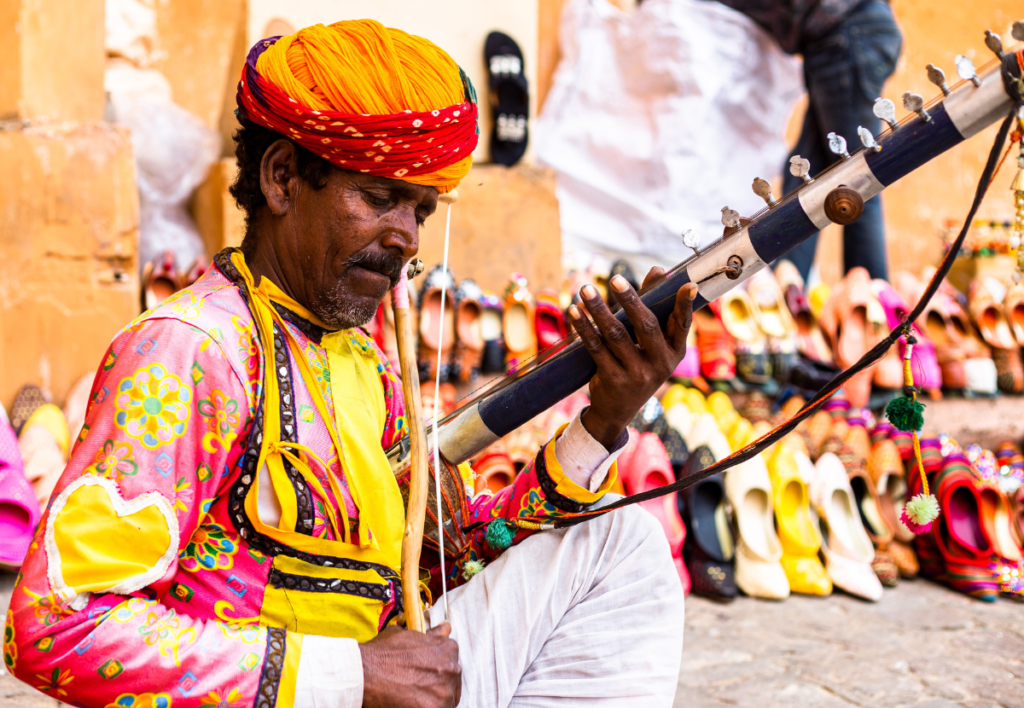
left=260, top=139, right=300, bottom=216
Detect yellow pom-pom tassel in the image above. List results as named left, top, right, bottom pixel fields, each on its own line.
left=461, top=559, right=485, bottom=581
left=901, top=493, right=940, bottom=533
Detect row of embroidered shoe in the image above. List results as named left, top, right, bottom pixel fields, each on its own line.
left=687, top=261, right=1024, bottom=405
left=139, top=250, right=209, bottom=313
left=617, top=386, right=1024, bottom=603
left=364, top=265, right=570, bottom=385
left=0, top=378, right=96, bottom=569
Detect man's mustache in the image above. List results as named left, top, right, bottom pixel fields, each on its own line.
left=346, top=250, right=405, bottom=289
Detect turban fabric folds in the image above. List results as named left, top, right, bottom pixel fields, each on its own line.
left=237, top=20, right=479, bottom=194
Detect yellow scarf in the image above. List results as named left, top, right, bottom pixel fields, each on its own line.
left=230, top=251, right=404, bottom=569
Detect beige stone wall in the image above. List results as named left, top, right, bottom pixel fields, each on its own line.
left=152, top=0, right=247, bottom=131
left=415, top=164, right=563, bottom=295
left=191, top=157, right=246, bottom=257
left=0, top=124, right=139, bottom=410
left=0, top=0, right=105, bottom=123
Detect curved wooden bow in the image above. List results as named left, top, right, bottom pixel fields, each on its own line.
left=393, top=264, right=430, bottom=632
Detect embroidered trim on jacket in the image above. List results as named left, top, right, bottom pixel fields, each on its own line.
left=255, top=627, right=286, bottom=708
left=269, top=568, right=392, bottom=600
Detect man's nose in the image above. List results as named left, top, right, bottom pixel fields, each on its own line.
left=380, top=205, right=419, bottom=259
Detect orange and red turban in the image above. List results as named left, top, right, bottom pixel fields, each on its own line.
left=237, top=20, right=478, bottom=194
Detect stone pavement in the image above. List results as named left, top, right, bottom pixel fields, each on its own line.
left=3, top=571, right=1022, bottom=708
left=677, top=580, right=1024, bottom=708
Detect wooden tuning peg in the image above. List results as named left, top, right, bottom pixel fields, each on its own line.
left=824, top=186, right=864, bottom=225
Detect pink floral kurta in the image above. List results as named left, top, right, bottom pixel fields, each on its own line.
left=5, top=253, right=613, bottom=708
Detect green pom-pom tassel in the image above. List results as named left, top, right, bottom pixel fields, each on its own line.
left=885, top=395, right=925, bottom=432
left=485, top=519, right=516, bottom=551
left=462, top=559, right=485, bottom=581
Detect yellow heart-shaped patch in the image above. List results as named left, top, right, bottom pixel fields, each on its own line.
left=46, top=476, right=178, bottom=604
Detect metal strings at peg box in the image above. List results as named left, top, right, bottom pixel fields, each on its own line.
left=399, top=43, right=1023, bottom=481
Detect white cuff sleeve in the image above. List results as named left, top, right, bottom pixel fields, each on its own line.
left=554, top=408, right=629, bottom=493
left=294, top=635, right=363, bottom=708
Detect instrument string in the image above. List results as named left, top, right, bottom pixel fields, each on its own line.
left=513, top=102, right=1021, bottom=531
left=432, top=200, right=454, bottom=621
left=429, top=62, right=1009, bottom=430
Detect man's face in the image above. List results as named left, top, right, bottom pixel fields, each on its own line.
left=268, top=150, right=438, bottom=328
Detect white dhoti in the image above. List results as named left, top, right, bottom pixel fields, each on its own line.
left=428, top=505, right=686, bottom=707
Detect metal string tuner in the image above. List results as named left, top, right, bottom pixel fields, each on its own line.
left=984, top=30, right=1004, bottom=59
left=721, top=207, right=741, bottom=230
left=857, top=126, right=881, bottom=152
left=955, top=55, right=981, bottom=88
left=407, top=258, right=425, bottom=279
left=789, top=155, right=813, bottom=184
left=828, top=132, right=851, bottom=160
left=682, top=229, right=702, bottom=253
left=902, top=92, right=931, bottom=122
left=873, top=98, right=899, bottom=132
left=752, top=178, right=777, bottom=208
left=926, top=64, right=950, bottom=96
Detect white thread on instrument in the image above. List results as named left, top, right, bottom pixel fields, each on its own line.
left=432, top=200, right=453, bottom=622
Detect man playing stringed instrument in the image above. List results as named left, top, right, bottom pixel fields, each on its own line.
left=7, top=20, right=697, bottom=708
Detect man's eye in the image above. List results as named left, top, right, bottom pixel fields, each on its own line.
left=366, top=194, right=391, bottom=208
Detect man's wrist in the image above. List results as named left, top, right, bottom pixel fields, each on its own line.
left=580, top=407, right=626, bottom=451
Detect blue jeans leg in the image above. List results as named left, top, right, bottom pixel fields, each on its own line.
left=779, top=0, right=902, bottom=282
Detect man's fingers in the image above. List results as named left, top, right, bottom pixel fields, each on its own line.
left=578, top=284, right=640, bottom=364
left=428, top=621, right=452, bottom=638
left=641, top=266, right=666, bottom=290
left=568, top=304, right=619, bottom=371
left=609, top=275, right=667, bottom=356
left=666, top=283, right=698, bottom=353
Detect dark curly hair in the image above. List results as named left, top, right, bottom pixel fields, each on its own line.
left=229, top=116, right=335, bottom=252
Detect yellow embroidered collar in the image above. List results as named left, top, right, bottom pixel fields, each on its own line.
left=228, top=251, right=404, bottom=570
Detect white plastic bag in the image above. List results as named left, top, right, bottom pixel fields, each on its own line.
left=106, top=0, right=159, bottom=67
left=106, top=62, right=221, bottom=272
left=536, top=0, right=803, bottom=272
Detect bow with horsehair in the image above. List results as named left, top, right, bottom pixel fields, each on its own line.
left=395, top=36, right=1024, bottom=617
